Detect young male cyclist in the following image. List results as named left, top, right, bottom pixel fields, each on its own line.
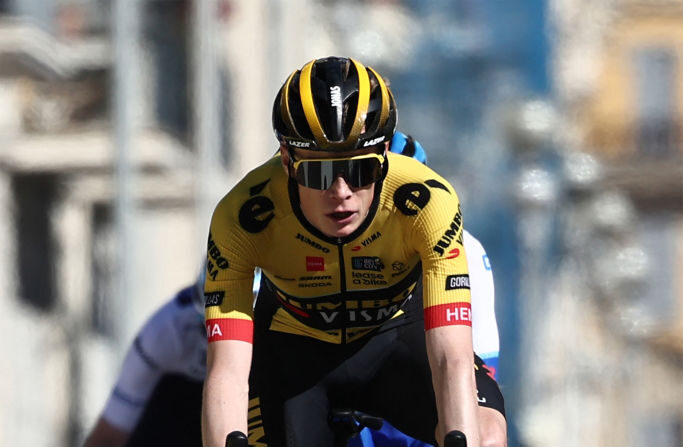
left=82, top=132, right=505, bottom=447
left=202, top=56, right=504, bottom=446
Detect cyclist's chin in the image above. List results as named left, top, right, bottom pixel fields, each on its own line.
left=320, top=219, right=361, bottom=238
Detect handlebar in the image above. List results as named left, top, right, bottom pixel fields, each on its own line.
left=224, top=415, right=466, bottom=446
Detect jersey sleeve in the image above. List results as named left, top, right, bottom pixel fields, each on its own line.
left=100, top=299, right=180, bottom=430
left=204, top=195, right=260, bottom=344
left=407, top=180, right=472, bottom=330
left=463, top=231, right=500, bottom=369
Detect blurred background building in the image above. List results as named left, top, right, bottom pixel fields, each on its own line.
left=0, top=0, right=680, bottom=446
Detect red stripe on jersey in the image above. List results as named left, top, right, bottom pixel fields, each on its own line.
left=206, top=318, right=253, bottom=343
left=275, top=293, right=310, bottom=318
left=424, top=302, right=472, bottom=330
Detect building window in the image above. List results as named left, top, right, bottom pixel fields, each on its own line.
left=636, top=214, right=677, bottom=327
left=632, top=411, right=682, bottom=447
left=632, top=46, right=679, bottom=157
left=12, top=173, right=60, bottom=312
left=91, top=203, right=115, bottom=336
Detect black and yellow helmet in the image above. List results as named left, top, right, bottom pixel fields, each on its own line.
left=272, top=56, right=397, bottom=152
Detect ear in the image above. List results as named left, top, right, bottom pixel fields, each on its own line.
left=279, top=143, right=291, bottom=175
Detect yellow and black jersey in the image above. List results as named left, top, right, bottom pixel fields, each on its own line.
left=205, top=152, right=471, bottom=344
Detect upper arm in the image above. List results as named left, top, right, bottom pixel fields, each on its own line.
left=463, top=231, right=500, bottom=359
left=83, top=417, right=130, bottom=447
left=205, top=199, right=260, bottom=343
left=408, top=184, right=471, bottom=330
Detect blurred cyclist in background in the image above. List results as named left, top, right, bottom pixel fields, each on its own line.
left=82, top=267, right=210, bottom=447
left=83, top=130, right=505, bottom=446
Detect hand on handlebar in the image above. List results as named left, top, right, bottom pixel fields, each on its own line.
left=225, top=430, right=248, bottom=447
left=444, top=430, right=467, bottom=447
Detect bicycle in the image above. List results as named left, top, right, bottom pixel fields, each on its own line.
left=222, top=409, right=384, bottom=447
left=329, top=408, right=384, bottom=447
left=328, top=409, right=468, bottom=447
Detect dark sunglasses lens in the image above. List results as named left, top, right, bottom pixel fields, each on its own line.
left=295, top=158, right=382, bottom=190
left=347, top=158, right=383, bottom=187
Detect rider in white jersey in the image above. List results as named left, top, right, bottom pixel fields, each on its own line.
left=83, top=133, right=502, bottom=447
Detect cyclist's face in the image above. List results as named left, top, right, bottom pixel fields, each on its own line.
left=283, top=146, right=382, bottom=238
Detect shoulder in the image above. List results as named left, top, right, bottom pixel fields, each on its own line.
left=382, top=152, right=460, bottom=219
left=463, top=230, right=485, bottom=257
left=138, top=287, right=198, bottom=340
left=463, top=231, right=493, bottom=276
left=213, top=156, right=287, bottom=216
left=211, top=155, right=289, bottom=232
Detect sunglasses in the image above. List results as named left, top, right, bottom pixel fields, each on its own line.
left=289, top=152, right=386, bottom=190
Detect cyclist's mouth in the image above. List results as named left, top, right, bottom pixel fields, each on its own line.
left=328, top=211, right=355, bottom=222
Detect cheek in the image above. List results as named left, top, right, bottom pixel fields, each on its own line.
left=357, top=190, right=374, bottom=209
left=298, top=188, right=323, bottom=213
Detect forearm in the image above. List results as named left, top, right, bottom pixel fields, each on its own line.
left=426, top=327, right=480, bottom=447
left=202, top=373, right=249, bottom=446
left=202, top=340, right=252, bottom=447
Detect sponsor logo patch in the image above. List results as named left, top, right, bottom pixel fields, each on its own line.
left=393, top=183, right=430, bottom=216
left=483, top=254, right=491, bottom=271
left=205, top=291, right=225, bottom=307
left=424, top=302, right=472, bottom=329
left=363, top=136, right=385, bottom=147
left=248, top=397, right=267, bottom=444
left=446, top=248, right=460, bottom=259
left=286, top=138, right=312, bottom=148
left=445, top=274, right=470, bottom=290
left=296, top=233, right=330, bottom=253
left=433, top=206, right=464, bottom=256
left=238, top=180, right=274, bottom=233
left=351, top=271, right=387, bottom=286
left=306, top=256, right=325, bottom=271
left=298, top=275, right=333, bottom=288
left=391, top=261, right=408, bottom=277
left=206, top=318, right=253, bottom=343
left=330, top=85, right=342, bottom=109
left=351, top=256, right=384, bottom=271
left=207, top=233, right=229, bottom=280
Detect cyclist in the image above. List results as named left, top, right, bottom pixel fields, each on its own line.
left=202, top=56, right=503, bottom=446
left=82, top=134, right=505, bottom=446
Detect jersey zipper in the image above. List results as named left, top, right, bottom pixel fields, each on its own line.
left=337, top=237, right=347, bottom=343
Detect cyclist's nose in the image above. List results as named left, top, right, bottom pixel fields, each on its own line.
left=327, top=175, right=352, bottom=199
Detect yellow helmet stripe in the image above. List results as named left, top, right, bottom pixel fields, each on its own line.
left=343, top=58, right=370, bottom=149
left=280, top=70, right=301, bottom=138
left=299, top=59, right=325, bottom=145
left=368, top=66, right=390, bottom=129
